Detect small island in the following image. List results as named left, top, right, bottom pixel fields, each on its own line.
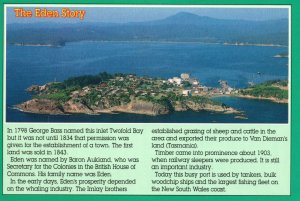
left=273, top=53, right=289, bottom=58
left=16, top=72, right=240, bottom=116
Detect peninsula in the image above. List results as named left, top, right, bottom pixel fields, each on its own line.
left=236, top=80, right=288, bottom=104
left=16, top=72, right=240, bottom=116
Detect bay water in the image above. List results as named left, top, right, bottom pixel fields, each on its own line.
left=6, top=41, right=288, bottom=123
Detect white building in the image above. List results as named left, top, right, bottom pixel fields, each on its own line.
left=168, top=77, right=182, bottom=85
left=173, top=77, right=182, bottom=85
left=182, top=90, right=191, bottom=96
left=192, top=80, right=199, bottom=86
left=168, top=78, right=174, bottom=83
left=180, top=73, right=190, bottom=80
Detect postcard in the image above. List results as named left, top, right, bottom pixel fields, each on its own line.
left=1, top=3, right=295, bottom=199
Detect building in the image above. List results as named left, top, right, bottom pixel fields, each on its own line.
left=168, top=78, right=174, bottom=83
left=71, top=91, right=80, bottom=98
left=168, top=77, right=182, bottom=85
left=225, top=87, right=234, bottom=94
left=100, top=82, right=108, bottom=88
left=180, top=73, right=190, bottom=80
left=173, top=77, right=182, bottom=85
left=199, top=86, right=208, bottom=92
left=192, top=80, right=199, bottom=86
left=182, top=90, right=191, bottom=96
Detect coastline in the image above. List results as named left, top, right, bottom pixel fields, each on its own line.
left=232, top=94, right=288, bottom=104
left=210, top=93, right=288, bottom=104
left=15, top=98, right=240, bottom=116
left=222, top=42, right=286, bottom=48
left=9, top=40, right=287, bottom=48
left=10, top=43, right=64, bottom=48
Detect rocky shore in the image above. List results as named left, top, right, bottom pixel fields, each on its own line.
left=16, top=98, right=240, bottom=116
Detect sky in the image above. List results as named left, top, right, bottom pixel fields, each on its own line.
left=6, top=6, right=289, bottom=24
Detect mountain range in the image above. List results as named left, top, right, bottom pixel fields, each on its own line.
left=7, top=12, right=288, bottom=46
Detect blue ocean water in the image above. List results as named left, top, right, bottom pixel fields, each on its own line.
left=6, top=41, right=288, bottom=123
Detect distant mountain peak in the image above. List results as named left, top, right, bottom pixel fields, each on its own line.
left=172, top=11, right=199, bottom=17
left=154, top=12, right=215, bottom=24
left=166, top=12, right=209, bottom=20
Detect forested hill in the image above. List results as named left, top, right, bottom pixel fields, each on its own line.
left=7, top=12, right=288, bottom=46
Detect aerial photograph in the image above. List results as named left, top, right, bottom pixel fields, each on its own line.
left=5, top=6, right=289, bottom=123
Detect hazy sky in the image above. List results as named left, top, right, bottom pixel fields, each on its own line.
left=6, top=7, right=289, bottom=24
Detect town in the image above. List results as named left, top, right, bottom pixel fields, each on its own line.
left=68, top=72, right=237, bottom=105
left=17, top=72, right=241, bottom=116
left=167, top=73, right=236, bottom=96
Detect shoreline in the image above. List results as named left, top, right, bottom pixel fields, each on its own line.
left=232, top=95, right=288, bottom=104
left=13, top=94, right=287, bottom=118
left=14, top=98, right=240, bottom=116
left=10, top=43, right=64, bottom=48
left=13, top=105, right=240, bottom=116
left=210, top=94, right=288, bottom=104
left=9, top=40, right=287, bottom=48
